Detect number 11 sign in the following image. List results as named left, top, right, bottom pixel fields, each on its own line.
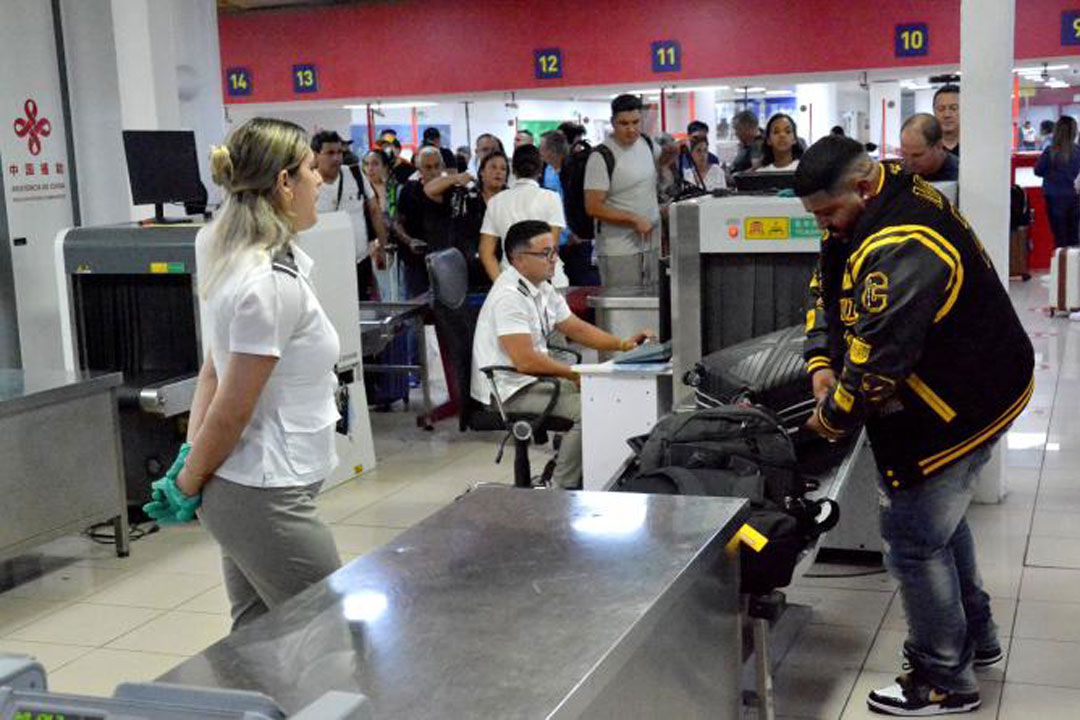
left=651, top=40, right=681, bottom=73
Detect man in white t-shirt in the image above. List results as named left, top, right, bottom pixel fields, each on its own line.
left=471, top=220, right=652, bottom=489
left=312, top=130, right=388, bottom=299
left=479, top=144, right=569, bottom=287
left=584, top=94, right=677, bottom=288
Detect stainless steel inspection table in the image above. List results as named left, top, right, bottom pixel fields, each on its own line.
left=160, top=488, right=749, bottom=719
left=0, top=369, right=129, bottom=561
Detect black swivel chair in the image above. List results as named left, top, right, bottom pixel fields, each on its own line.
left=425, top=248, right=575, bottom=488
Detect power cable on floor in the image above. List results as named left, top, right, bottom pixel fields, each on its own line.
left=83, top=520, right=160, bottom=545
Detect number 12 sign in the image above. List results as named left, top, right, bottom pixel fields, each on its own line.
left=534, top=48, right=562, bottom=80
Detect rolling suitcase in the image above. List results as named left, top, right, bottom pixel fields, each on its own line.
left=365, top=332, right=412, bottom=409
left=1049, top=246, right=1080, bottom=315
left=683, top=324, right=815, bottom=426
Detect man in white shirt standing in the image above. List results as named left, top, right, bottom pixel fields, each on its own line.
left=312, top=130, right=388, bottom=299
left=471, top=220, right=651, bottom=489
left=479, top=144, right=569, bottom=287
left=584, top=94, right=677, bottom=288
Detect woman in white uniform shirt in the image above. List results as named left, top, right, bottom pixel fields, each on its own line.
left=181, top=118, right=343, bottom=630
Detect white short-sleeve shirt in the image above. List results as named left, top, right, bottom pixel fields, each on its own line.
left=683, top=164, right=728, bottom=191
left=195, top=226, right=341, bottom=488
left=316, top=170, right=375, bottom=261
left=479, top=178, right=570, bottom=287
left=471, top=265, right=572, bottom=404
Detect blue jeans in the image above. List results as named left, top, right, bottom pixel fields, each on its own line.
left=878, top=443, right=997, bottom=694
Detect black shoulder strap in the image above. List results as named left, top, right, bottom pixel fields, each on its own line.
left=643, top=134, right=654, bottom=153
left=595, top=144, right=616, bottom=178
left=271, top=247, right=299, bottom=278
left=335, top=173, right=344, bottom=210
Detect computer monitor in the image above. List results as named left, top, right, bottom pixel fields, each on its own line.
left=122, top=130, right=203, bottom=223
left=732, top=171, right=796, bottom=194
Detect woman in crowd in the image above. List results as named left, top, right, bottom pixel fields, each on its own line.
left=1035, top=115, right=1080, bottom=248
left=683, top=135, right=727, bottom=191
left=451, top=151, right=509, bottom=289
left=363, top=148, right=401, bottom=300
left=152, top=117, right=343, bottom=630
left=758, top=113, right=803, bottom=172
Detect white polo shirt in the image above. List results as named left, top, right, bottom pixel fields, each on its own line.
left=195, top=227, right=341, bottom=487
left=316, top=170, right=376, bottom=262
left=479, top=178, right=570, bottom=287
left=470, top=265, right=572, bottom=404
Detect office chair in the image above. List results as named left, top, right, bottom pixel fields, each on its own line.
left=425, top=248, right=575, bottom=488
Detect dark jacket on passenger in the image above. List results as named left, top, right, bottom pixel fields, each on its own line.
left=804, top=163, right=1034, bottom=488
left=921, top=152, right=959, bottom=183
left=1034, top=144, right=1080, bottom=197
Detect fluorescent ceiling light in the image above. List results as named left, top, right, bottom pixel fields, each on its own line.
left=343, top=101, right=439, bottom=110
left=765, top=90, right=794, bottom=96
left=743, top=87, right=767, bottom=93
left=667, top=85, right=730, bottom=94
left=1014, top=64, right=1069, bottom=73
left=1047, top=80, right=1070, bottom=88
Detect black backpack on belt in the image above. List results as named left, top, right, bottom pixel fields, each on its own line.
left=616, top=404, right=839, bottom=595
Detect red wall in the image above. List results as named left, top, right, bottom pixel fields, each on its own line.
left=218, top=0, right=1080, bottom=105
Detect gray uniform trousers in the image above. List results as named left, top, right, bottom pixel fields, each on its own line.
left=198, top=477, right=341, bottom=631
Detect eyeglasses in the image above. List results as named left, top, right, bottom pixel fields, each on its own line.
left=519, top=248, right=558, bottom=260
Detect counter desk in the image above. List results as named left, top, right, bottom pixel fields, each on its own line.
left=159, top=487, right=749, bottom=719
left=0, top=369, right=129, bottom=562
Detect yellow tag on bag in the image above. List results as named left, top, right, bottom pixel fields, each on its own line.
left=726, top=522, right=770, bottom=554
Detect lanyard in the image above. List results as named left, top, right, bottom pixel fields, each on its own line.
left=517, top=279, right=550, bottom=338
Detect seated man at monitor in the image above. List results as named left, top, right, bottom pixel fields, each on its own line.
left=471, top=220, right=652, bottom=489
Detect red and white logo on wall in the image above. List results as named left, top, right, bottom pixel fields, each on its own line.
left=13, top=98, right=51, bottom=156
left=6, top=97, right=66, bottom=203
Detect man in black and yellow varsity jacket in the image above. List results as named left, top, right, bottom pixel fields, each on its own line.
left=795, top=137, right=1033, bottom=717
left=802, top=160, right=1033, bottom=486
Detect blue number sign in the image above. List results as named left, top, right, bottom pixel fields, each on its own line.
left=534, top=48, right=563, bottom=80
left=651, top=40, right=681, bottom=73
left=895, top=23, right=929, bottom=57
left=293, top=64, right=318, bottom=94
left=226, top=67, right=252, bottom=97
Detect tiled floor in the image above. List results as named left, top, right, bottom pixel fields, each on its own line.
left=0, top=276, right=1077, bottom=718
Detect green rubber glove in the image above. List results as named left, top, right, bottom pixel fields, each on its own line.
left=154, top=475, right=202, bottom=524
left=143, top=444, right=200, bottom=523
left=776, top=188, right=796, bottom=198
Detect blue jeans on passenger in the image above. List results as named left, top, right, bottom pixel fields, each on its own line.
left=878, top=442, right=997, bottom=694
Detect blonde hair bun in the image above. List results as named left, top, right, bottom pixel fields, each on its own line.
left=209, top=144, right=234, bottom=188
